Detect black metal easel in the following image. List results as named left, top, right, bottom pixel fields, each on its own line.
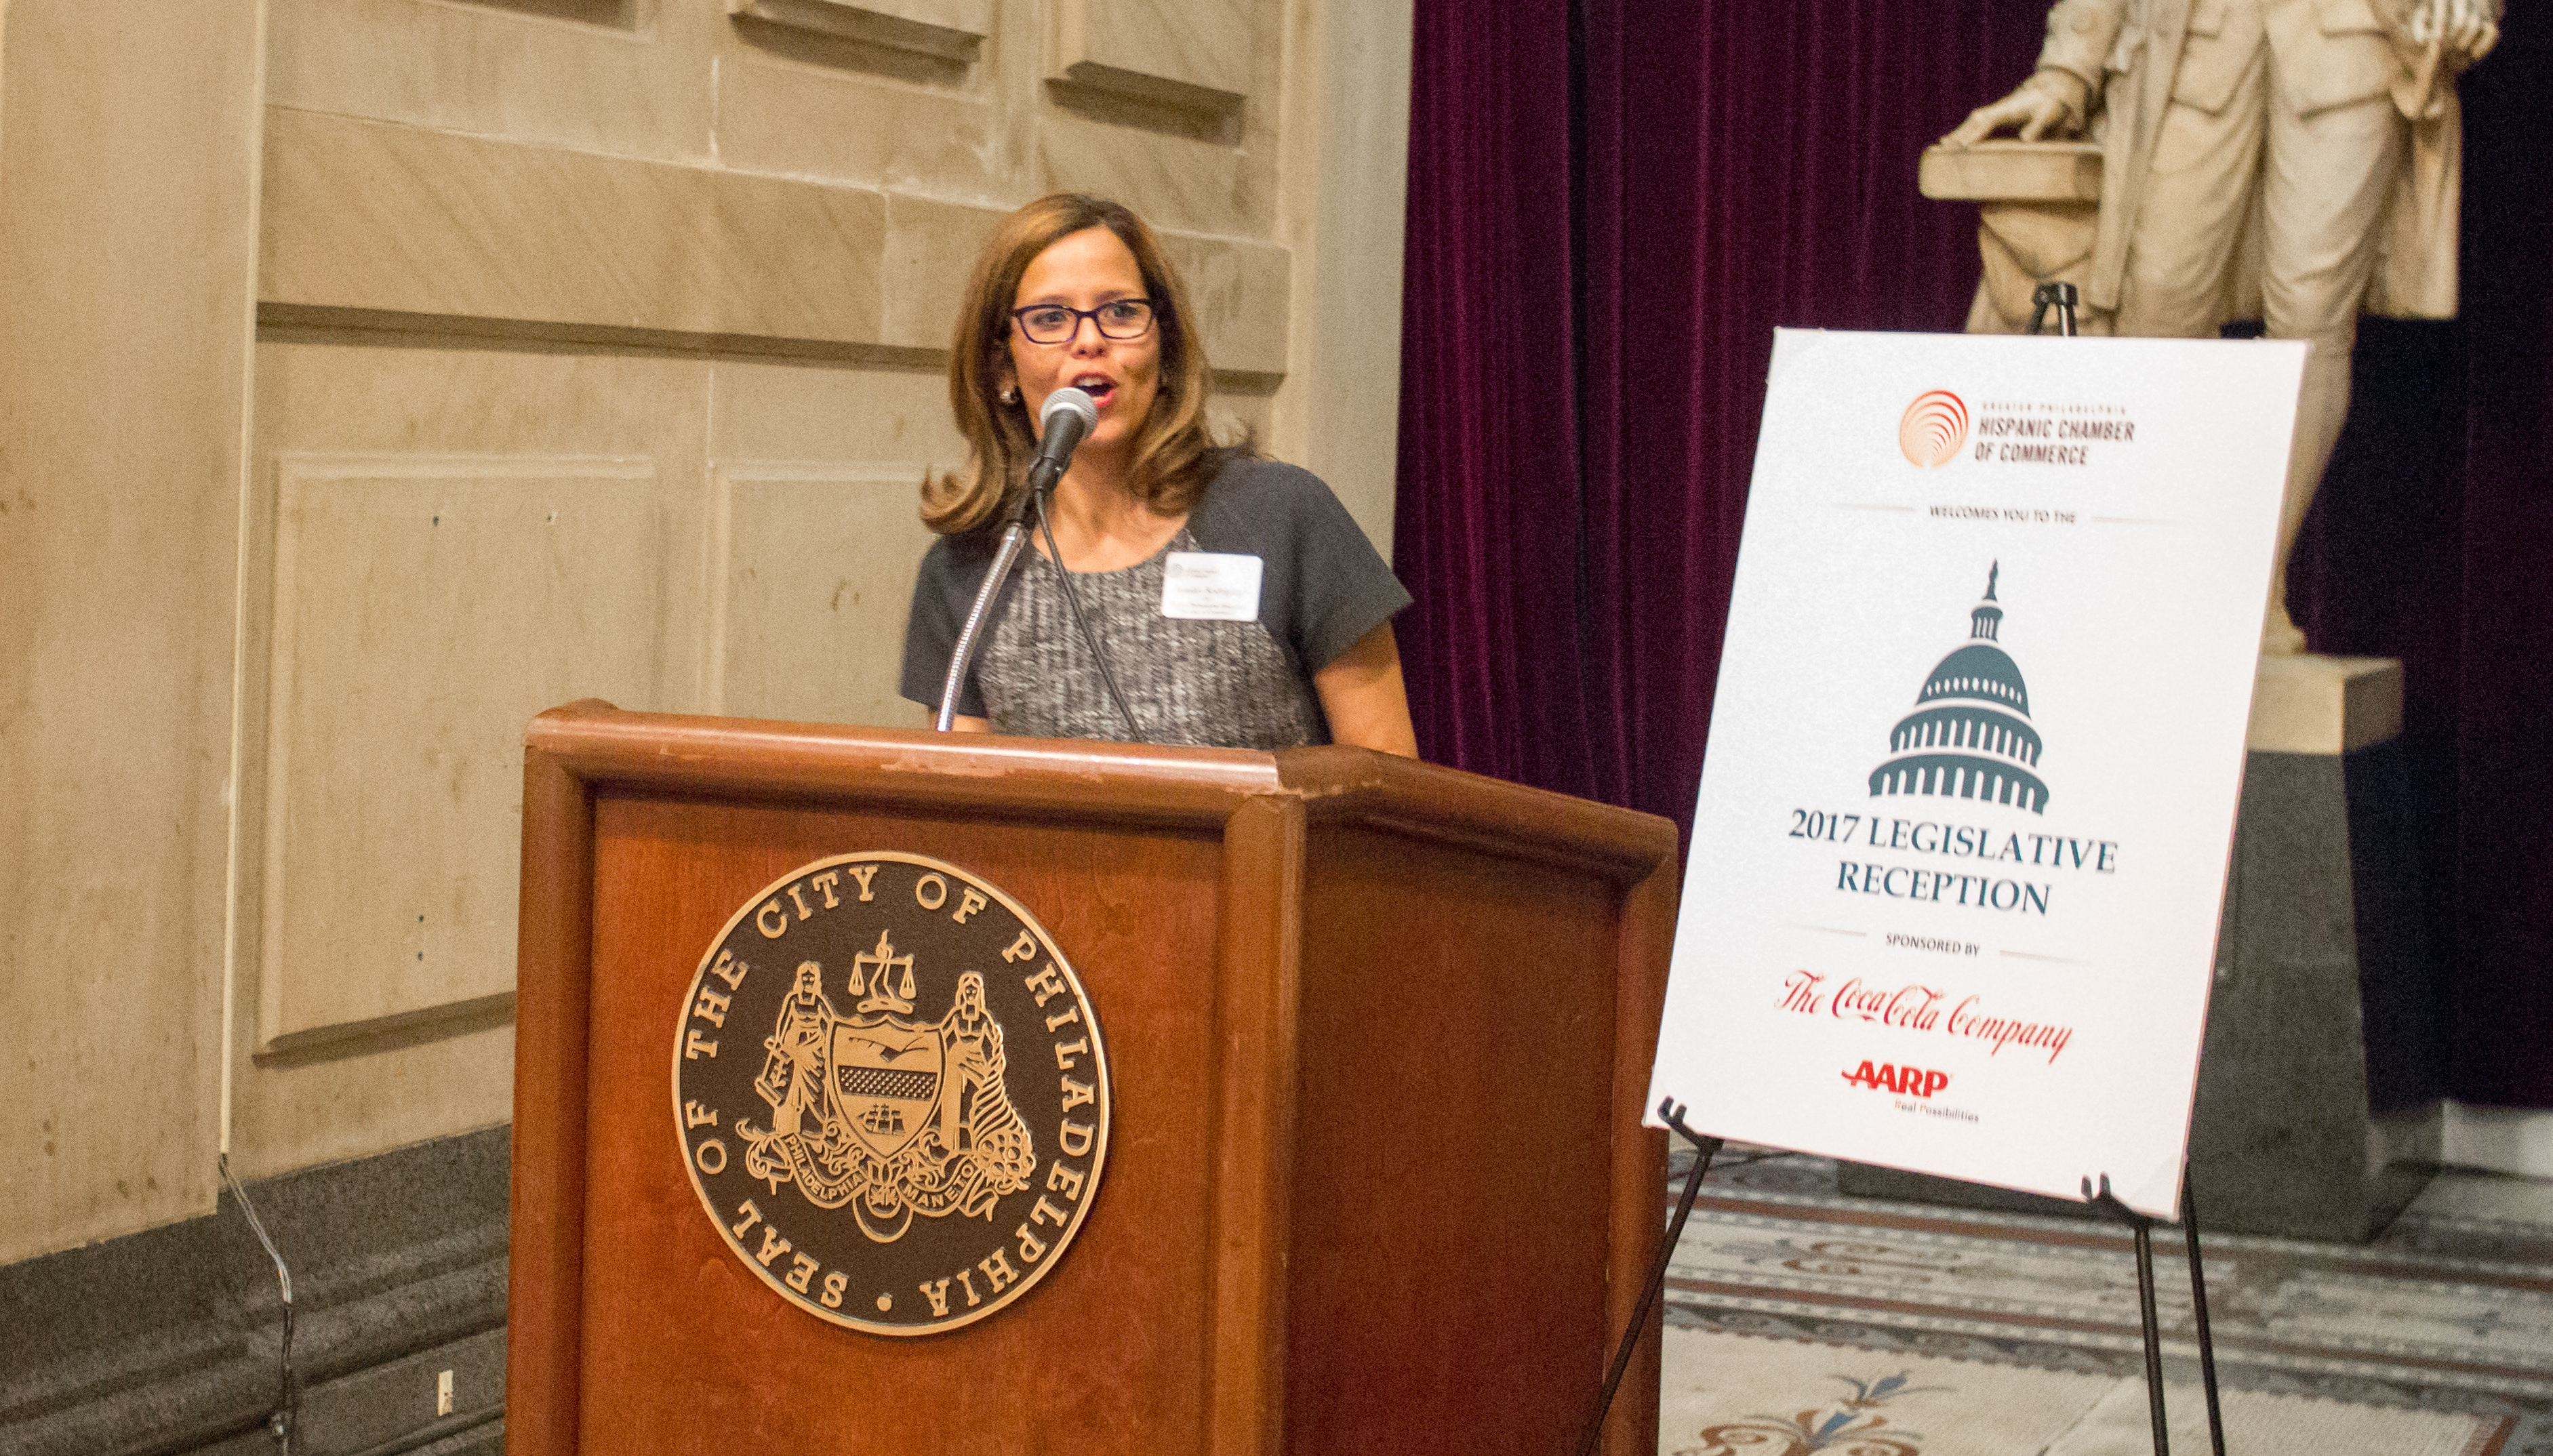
left=2033, top=275, right=2227, bottom=1456
left=2082, top=1172, right=2228, bottom=1456
left=1576, top=1111, right=2230, bottom=1456
left=1573, top=1099, right=1722, bottom=1456
left=2029, top=279, right=2083, bottom=336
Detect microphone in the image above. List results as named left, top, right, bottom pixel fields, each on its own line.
left=940, top=386, right=1104, bottom=732
left=1013, top=388, right=1098, bottom=523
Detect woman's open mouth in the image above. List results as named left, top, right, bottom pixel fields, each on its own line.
left=1071, top=374, right=1117, bottom=408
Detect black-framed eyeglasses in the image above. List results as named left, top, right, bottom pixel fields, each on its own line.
left=1010, top=298, right=1158, bottom=345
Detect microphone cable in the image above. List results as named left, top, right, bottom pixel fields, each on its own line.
left=933, top=388, right=1102, bottom=734
left=1032, top=485, right=1144, bottom=742
left=220, top=1153, right=296, bottom=1453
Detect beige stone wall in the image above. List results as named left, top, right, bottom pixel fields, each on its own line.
left=0, top=1, right=264, bottom=1265
left=1, top=0, right=1410, bottom=1259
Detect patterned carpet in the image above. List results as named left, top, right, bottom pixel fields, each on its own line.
left=1657, top=1147, right=2553, bottom=1455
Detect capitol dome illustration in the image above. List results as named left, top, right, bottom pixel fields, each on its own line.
left=1868, top=563, right=2049, bottom=813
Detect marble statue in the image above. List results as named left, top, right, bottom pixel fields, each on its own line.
left=1941, top=0, right=2501, bottom=655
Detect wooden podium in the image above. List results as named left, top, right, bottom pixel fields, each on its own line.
left=506, top=702, right=1678, bottom=1455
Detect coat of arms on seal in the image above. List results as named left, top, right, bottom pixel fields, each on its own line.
left=671, top=853, right=1110, bottom=1336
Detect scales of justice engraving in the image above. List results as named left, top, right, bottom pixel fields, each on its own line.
left=740, top=931, right=1037, bottom=1244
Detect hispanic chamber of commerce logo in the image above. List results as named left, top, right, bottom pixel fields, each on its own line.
left=1899, top=388, right=1969, bottom=468
left=672, top=852, right=1109, bottom=1337
left=1869, top=563, right=2049, bottom=813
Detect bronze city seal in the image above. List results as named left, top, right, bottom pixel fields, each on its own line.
left=670, top=852, right=1110, bottom=1335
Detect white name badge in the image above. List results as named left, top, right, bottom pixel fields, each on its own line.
left=1161, top=551, right=1264, bottom=621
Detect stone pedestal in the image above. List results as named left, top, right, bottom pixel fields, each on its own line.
left=1841, top=655, right=2442, bottom=1240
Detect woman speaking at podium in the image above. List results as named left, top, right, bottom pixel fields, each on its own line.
left=898, top=193, right=1418, bottom=756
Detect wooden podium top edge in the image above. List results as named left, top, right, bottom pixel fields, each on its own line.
left=526, top=700, right=1678, bottom=881
left=1275, top=744, right=1676, bottom=880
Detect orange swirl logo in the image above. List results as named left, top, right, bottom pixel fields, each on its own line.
left=1899, top=389, right=1969, bottom=468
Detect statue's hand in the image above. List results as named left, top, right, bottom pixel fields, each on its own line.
left=2411, top=0, right=2500, bottom=64
left=1941, top=73, right=2086, bottom=147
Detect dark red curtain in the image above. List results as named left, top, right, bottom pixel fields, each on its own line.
left=1394, top=3, right=2553, bottom=1106
left=2285, top=14, right=2553, bottom=1108
left=1395, top=0, right=1593, bottom=795
left=1397, top=0, right=2051, bottom=815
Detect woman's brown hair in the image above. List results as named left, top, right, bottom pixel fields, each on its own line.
left=923, top=193, right=1228, bottom=535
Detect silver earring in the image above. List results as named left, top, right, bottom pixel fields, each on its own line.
left=999, top=387, right=1018, bottom=405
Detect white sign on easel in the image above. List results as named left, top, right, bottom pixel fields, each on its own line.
left=1647, top=328, right=2305, bottom=1217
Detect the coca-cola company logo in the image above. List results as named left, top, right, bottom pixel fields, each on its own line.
left=1899, top=389, right=1969, bottom=468
left=1780, top=970, right=2076, bottom=1063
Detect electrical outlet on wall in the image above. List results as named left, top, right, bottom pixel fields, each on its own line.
left=436, top=1369, right=454, bottom=1417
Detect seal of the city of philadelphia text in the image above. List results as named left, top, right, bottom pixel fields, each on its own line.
left=670, top=852, right=1110, bottom=1335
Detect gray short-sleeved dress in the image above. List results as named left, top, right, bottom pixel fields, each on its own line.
left=898, top=456, right=1411, bottom=750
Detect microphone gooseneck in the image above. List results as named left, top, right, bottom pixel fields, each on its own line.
left=938, top=386, right=1105, bottom=732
